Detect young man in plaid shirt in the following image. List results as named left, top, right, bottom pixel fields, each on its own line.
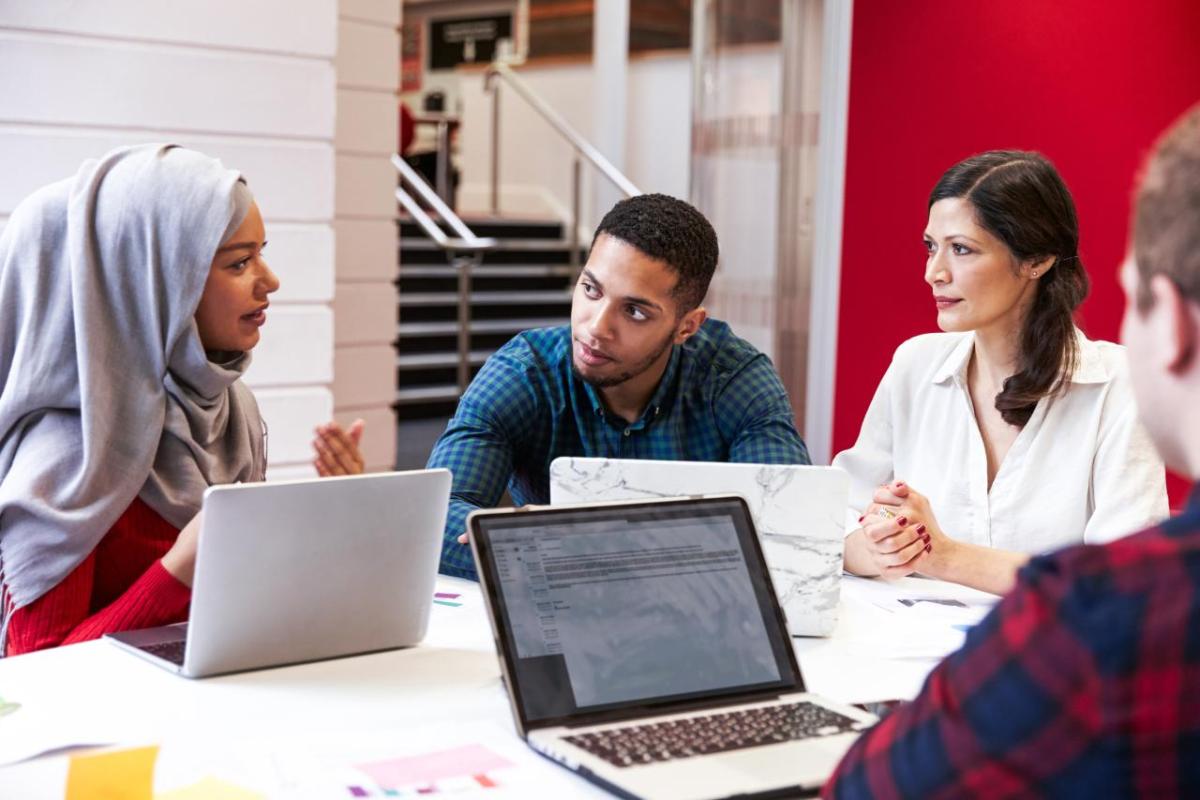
left=825, top=105, right=1200, bottom=798
left=428, top=194, right=809, bottom=579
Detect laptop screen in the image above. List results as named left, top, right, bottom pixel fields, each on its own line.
left=472, top=497, right=802, bottom=729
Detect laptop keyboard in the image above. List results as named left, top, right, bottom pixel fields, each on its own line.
left=139, top=639, right=187, bottom=666
left=563, top=702, right=861, bottom=768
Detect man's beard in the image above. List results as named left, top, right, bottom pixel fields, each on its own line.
left=571, top=332, right=675, bottom=389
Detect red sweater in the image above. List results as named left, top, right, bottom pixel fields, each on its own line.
left=5, top=497, right=191, bottom=656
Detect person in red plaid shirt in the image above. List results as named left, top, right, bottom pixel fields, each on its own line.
left=825, top=103, right=1200, bottom=798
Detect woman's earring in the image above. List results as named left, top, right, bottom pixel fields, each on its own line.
left=1031, top=270, right=1039, bottom=278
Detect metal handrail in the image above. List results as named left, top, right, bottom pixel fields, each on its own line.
left=484, top=61, right=642, bottom=199
left=391, top=154, right=497, bottom=252
left=484, top=61, right=641, bottom=275
left=392, top=154, right=497, bottom=392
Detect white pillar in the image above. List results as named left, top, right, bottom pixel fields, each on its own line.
left=592, top=0, right=629, bottom=222
left=332, top=0, right=401, bottom=472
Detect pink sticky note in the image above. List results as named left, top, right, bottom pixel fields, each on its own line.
left=357, top=745, right=512, bottom=788
left=434, top=592, right=461, bottom=600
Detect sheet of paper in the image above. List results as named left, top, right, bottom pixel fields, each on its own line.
left=356, top=744, right=513, bottom=790
left=0, top=689, right=146, bottom=767
left=842, top=575, right=997, bottom=630
left=799, top=645, right=941, bottom=706
left=267, top=721, right=600, bottom=799
left=840, top=629, right=967, bottom=660
left=0, top=742, right=275, bottom=800
left=65, top=745, right=158, bottom=800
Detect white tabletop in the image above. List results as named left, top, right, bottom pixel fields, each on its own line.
left=0, top=575, right=997, bottom=796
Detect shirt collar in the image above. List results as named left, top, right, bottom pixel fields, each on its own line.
left=931, top=328, right=1111, bottom=386
left=583, top=342, right=683, bottom=427
left=930, top=333, right=975, bottom=385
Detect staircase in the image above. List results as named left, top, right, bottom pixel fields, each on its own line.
left=393, top=215, right=582, bottom=468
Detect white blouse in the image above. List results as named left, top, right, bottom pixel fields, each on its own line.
left=832, top=331, right=1168, bottom=554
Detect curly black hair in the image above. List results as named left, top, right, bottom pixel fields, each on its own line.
left=590, top=193, right=719, bottom=313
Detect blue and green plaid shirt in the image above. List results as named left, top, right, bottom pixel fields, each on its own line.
left=426, top=318, right=810, bottom=579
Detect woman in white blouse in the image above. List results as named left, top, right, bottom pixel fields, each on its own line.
left=833, top=150, right=1168, bottom=595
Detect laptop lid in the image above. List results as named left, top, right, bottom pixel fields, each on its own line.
left=182, top=468, right=451, bottom=677
left=549, top=458, right=848, bottom=637
left=469, top=496, right=805, bottom=737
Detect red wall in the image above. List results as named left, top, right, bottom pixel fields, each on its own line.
left=835, top=0, right=1200, bottom=506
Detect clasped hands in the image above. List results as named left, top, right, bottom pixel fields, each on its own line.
left=856, top=480, right=954, bottom=579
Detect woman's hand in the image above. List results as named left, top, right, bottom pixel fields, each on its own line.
left=847, top=510, right=932, bottom=579
left=868, top=482, right=969, bottom=582
left=872, top=480, right=1030, bottom=594
left=161, top=512, right=204, bottom=588
left=869, top=480, right=959, bottom=577
left=312, top=419, right=365, bottom=476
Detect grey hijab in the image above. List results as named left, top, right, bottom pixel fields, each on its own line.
left=0, top=144, right=266, bottom=646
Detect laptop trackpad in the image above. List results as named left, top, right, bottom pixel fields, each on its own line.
left=108, top=622, right=188, bottom=648
left=715, top=735, right=855, bottom=783
left=600, top=738, right=850, bottom=799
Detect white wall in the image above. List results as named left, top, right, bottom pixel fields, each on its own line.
left=624, top=55, right=692, bottom=206
left=456, top=52, right=691, bottom=228
left=0, top=2, right=397, bottom=480
left=334, top=1, right=401, bottom=472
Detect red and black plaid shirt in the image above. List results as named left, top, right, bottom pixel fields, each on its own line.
left=825, top=487, right=1200, bottom=799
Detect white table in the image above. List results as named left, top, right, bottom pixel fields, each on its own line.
left=0, top=575, right=996, bottom=797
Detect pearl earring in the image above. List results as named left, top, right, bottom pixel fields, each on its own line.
left=1032, top=270, right=1039, bottom=278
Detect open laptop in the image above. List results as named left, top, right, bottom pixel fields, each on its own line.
left=106, top=469, right=451, bottom=678
left=550, top=458, right=847, bottom=636
left=468, top=495, right=874, bottom=800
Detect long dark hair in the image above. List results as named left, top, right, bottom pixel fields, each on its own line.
left=929, top=151, right=1089, bottom=427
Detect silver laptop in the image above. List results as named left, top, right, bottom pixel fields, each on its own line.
left=468, top=496, right=874, bottom=800
left=106, top=469, right=451, bottom=678
left=550, top=458, right=847, bottom=636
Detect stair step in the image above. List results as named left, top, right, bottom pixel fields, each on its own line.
left=395, top=384, right=461, bottom=404
left=400, top=238, right=581, bottom=253
left=399, top=264, right=575, bottom=278
left=397, top=317, right=567, bottom=337
left=399, top=216, right=565, bottom=240
left=401, top=290, right=572, bottom=306
left=397, top=350, right=492, bottom=369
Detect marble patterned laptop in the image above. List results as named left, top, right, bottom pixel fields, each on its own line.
left=549, top=458, right=847, bottom=637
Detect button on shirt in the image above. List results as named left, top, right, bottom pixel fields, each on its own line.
left=832, top=331, right=1168, bottom=552
left=427, top=319, right=810, bottom=579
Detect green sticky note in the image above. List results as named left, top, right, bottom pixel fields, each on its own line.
left=65, top=745, right=158, bottom=800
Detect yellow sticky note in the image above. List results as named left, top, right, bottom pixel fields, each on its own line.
left=65, top=745, right=158, bottom=800
left=155, top=776, right=264, bottom=800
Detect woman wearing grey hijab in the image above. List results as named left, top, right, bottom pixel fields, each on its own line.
left=0, top=144, right=282, bottom=655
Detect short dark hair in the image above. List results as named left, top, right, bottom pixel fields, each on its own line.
left=930, top=150, right=1089, bottom=428
left=1134, top=102, right=1200, bottom=310
left=591, top=193, right=719, bottom=312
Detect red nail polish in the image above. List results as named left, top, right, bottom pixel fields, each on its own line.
left=897, top=516, right=908, bottom=527
left=924, top=543, right=932, bottom=553
left=896, top=481, right=906, bottom=488
left=857, top=515, right=865, bottom=523
left=917, top=524, right=927, bottom=535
